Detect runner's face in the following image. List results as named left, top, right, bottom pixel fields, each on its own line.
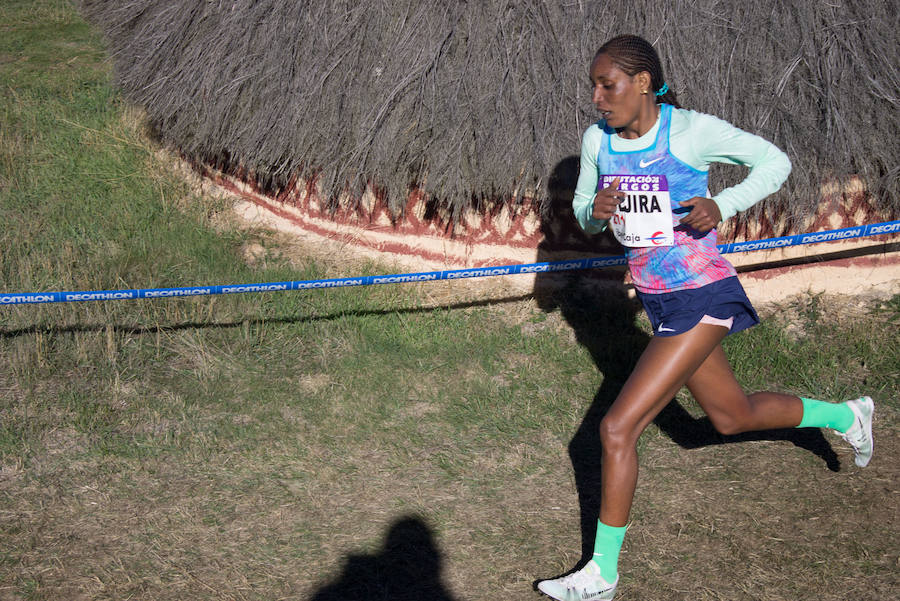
left=590, top=53, right=651, bottom=135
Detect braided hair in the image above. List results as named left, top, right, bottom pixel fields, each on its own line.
left=595, top=35, right=680, bottom=108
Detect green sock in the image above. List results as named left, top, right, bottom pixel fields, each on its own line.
left=797, top=397, right=855, bottom=432
left=591, top=521, right=627, bottom=581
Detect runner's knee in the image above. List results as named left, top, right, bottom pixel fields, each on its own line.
left=599, top=414, right=639, bottom=453
left=708, top=411, right=752, bottom=435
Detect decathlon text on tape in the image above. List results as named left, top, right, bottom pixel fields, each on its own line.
left=1, top=220, right=897, bottom=305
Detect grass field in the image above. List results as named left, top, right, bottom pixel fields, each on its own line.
left=1, top=2, right=898, bottom=600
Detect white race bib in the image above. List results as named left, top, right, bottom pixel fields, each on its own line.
left=602, top=174, right=674, bottom=247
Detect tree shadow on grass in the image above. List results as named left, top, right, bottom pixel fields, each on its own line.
left=533, top=156, right=839, bottom=574
left=309, top=515, right=461, bottom=601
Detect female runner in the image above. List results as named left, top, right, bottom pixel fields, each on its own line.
left=536, top=34, right=874, bottom=601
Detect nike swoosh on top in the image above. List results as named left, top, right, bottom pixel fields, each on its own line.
left=658, top=324, right=676, bottom=332
left=639, top=157, right=663, bottom=168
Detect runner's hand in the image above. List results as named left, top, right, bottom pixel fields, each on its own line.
left=592, top=177, right=624, bottom=220
left=678, top=196, right=722, bottom=232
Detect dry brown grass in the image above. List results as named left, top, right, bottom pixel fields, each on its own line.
left=2, top=294, right=897, bottom=600
left=75, top=0, right=900, bottom=221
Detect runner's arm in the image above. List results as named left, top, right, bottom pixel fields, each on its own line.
left=682, top=111, right=792, bottom=222
left=573, top=124, right=608, bottom=233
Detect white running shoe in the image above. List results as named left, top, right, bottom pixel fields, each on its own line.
left=537, top=560, right=617, bottom=601
left=839, top=396, right=874, bottom=467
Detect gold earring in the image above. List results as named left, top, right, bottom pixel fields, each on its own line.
left=641, top=90, right=648, bottom=95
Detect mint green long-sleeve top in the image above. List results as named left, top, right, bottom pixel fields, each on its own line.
left=572, top=107, right=792, bottom=234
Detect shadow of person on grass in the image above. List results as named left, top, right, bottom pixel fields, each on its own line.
left=310, top=515, right=460, bottom=601
left=532, top=156, right=839, bottom=574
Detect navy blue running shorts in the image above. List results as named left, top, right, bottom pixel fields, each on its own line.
left=636, top=276, right=760, bottom=337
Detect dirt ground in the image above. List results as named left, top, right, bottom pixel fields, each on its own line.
left=2, top=292, right=897, bottom=601
left=220, top=188, right=900, bottom=601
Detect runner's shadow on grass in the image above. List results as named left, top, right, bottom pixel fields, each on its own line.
left=309, top=516, right=461, bottom=601
left=532, top=156, right=840, bottom=573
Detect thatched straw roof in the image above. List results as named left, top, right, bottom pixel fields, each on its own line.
left=77, top=1, right=898, bottom=225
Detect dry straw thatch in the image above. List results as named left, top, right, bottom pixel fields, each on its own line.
left=77, top=0, right=898, bottom=226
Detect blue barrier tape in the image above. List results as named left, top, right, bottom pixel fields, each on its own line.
left=2, top=220, right=898, bottom=305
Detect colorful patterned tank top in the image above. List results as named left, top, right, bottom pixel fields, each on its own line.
left=596, top=104, right=737, bottom=293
